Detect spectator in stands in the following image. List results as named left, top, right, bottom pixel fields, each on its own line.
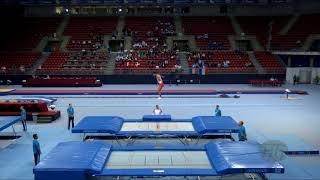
left=174, top=63, right=182, bottom=73
left=0, top=66, right=6, bottom=73
left=120, top=42, right=124, bottom=51
left=245, top=62, right=253, bottom=67
left=6, top=80, right=12, bottom=85
left=208, top=41, right=214, bottom=49
left=67, top=104, right=75, bottom=130
left=19, top=66, right=25, bottom=72
left=153, top=105, right=163, bottom=115
left=223, top=60, right=230, bottom=68
left=293, top=74, right=298, bottom=85
left=197, top=58, right=204, bottom=68
left=238, top=121, right=247, bottom=141
left=112, top=32, right=117, bottom=40
left=32, top=134, right=41, bottom=165
left=214, top=105, right=221, bottom=116
left=20, top=106, right=27, bottom=131
left=270, top=77, right=277, bottom=81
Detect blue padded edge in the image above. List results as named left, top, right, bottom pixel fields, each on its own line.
left=72, top=116, right=124, bottom=133
left=0, top=116, right=21, bottom=131
left=111, top=145, right=205, bottom=151
left=142, top=115, right=172, bottom=121
left=205, top=141, right=285, bottom=174
left=34, top=141, right=111, bottom=174
left=192, top=116, right=240, bottom=134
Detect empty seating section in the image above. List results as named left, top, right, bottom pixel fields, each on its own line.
left=182, top=16, right=234, bottom=50
left=237, top=16, right=290, bottom=49
left=188, top=51, right=256, bottom=73
left=237, top=16, right=271, bottom=48
left=64, top=17, right=117, bottom=51
left=271, top=14, right=320, bottom=50
left=37, top=52, right=108, bottom=75
left=268, top=16, right=291, bottom=49
left=254, top=51, right=284, bottom=73
left=5, top=18, right=61, bottom=50
left=37, top=52, right=70, bottom=74
left=0, top=52, right=40, bottom=73
left=115, top=50, right=178, bottom=74
left=314, top=56, right=320, bottom=67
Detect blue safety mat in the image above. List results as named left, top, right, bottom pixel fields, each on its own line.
left=72, top=116, right=124, bottom=133
left=206, top=141, right=285, bottom=174
left=34, top=141, right=111, bottom=180
left=0, top=116, right=21, bottom=131
left=192, top=116, right=240, bottom=133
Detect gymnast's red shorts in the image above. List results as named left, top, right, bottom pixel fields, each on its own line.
left=159, top=82, right=165, bottom=88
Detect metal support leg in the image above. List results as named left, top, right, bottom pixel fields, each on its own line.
left=11, top=125, right=17, bottom=139
left=82, top=133, right=86, bottom=141
left=126, top=136, right=137, bottom=146
left=195, top=135, right=202, bottom=145
left=114, top=136, right=122, bottom=146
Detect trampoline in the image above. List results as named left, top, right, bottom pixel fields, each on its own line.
left=72, top=115, right=240, bottom=145
left=0, top=116, right=21, bottom=137
left=33, top=141, right=284, bottom=180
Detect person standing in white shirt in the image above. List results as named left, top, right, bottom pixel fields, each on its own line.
left=153, top=105, right=163, bottom=115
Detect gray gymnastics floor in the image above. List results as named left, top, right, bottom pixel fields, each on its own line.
left=0, top=84, right=319, bottom=180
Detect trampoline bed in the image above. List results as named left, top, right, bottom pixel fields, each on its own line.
left=33, top=141, right=285, bottom=180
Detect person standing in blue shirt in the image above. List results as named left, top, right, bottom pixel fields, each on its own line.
left=20, top=106, right=27, bottom=131
left=67, top=103, right=75, bottom=130
left=33, top=134, right=41, bottom=165
left=238, top=121, right=247, bottom=141
left=214, top=105, right=222, bottom=116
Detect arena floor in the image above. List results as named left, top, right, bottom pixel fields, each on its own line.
left=0, top=84, right=319, bottom=180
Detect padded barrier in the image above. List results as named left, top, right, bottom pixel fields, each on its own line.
left=0, top=101, right=60, bottom=121
left=206, top=141, right=285, bottom=174
left=0, top=116, right=21, bottom=131
left=72, top=116, right=124, bottom=133
left=33, top=141, right=111, bottom=180
left=0, top=102, right=48, bottom=112
left=142, top=115, right=172, bottom=121
left=192, top=116, right=240, bottom=133
left=23, top=78, right=102, bottom=87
